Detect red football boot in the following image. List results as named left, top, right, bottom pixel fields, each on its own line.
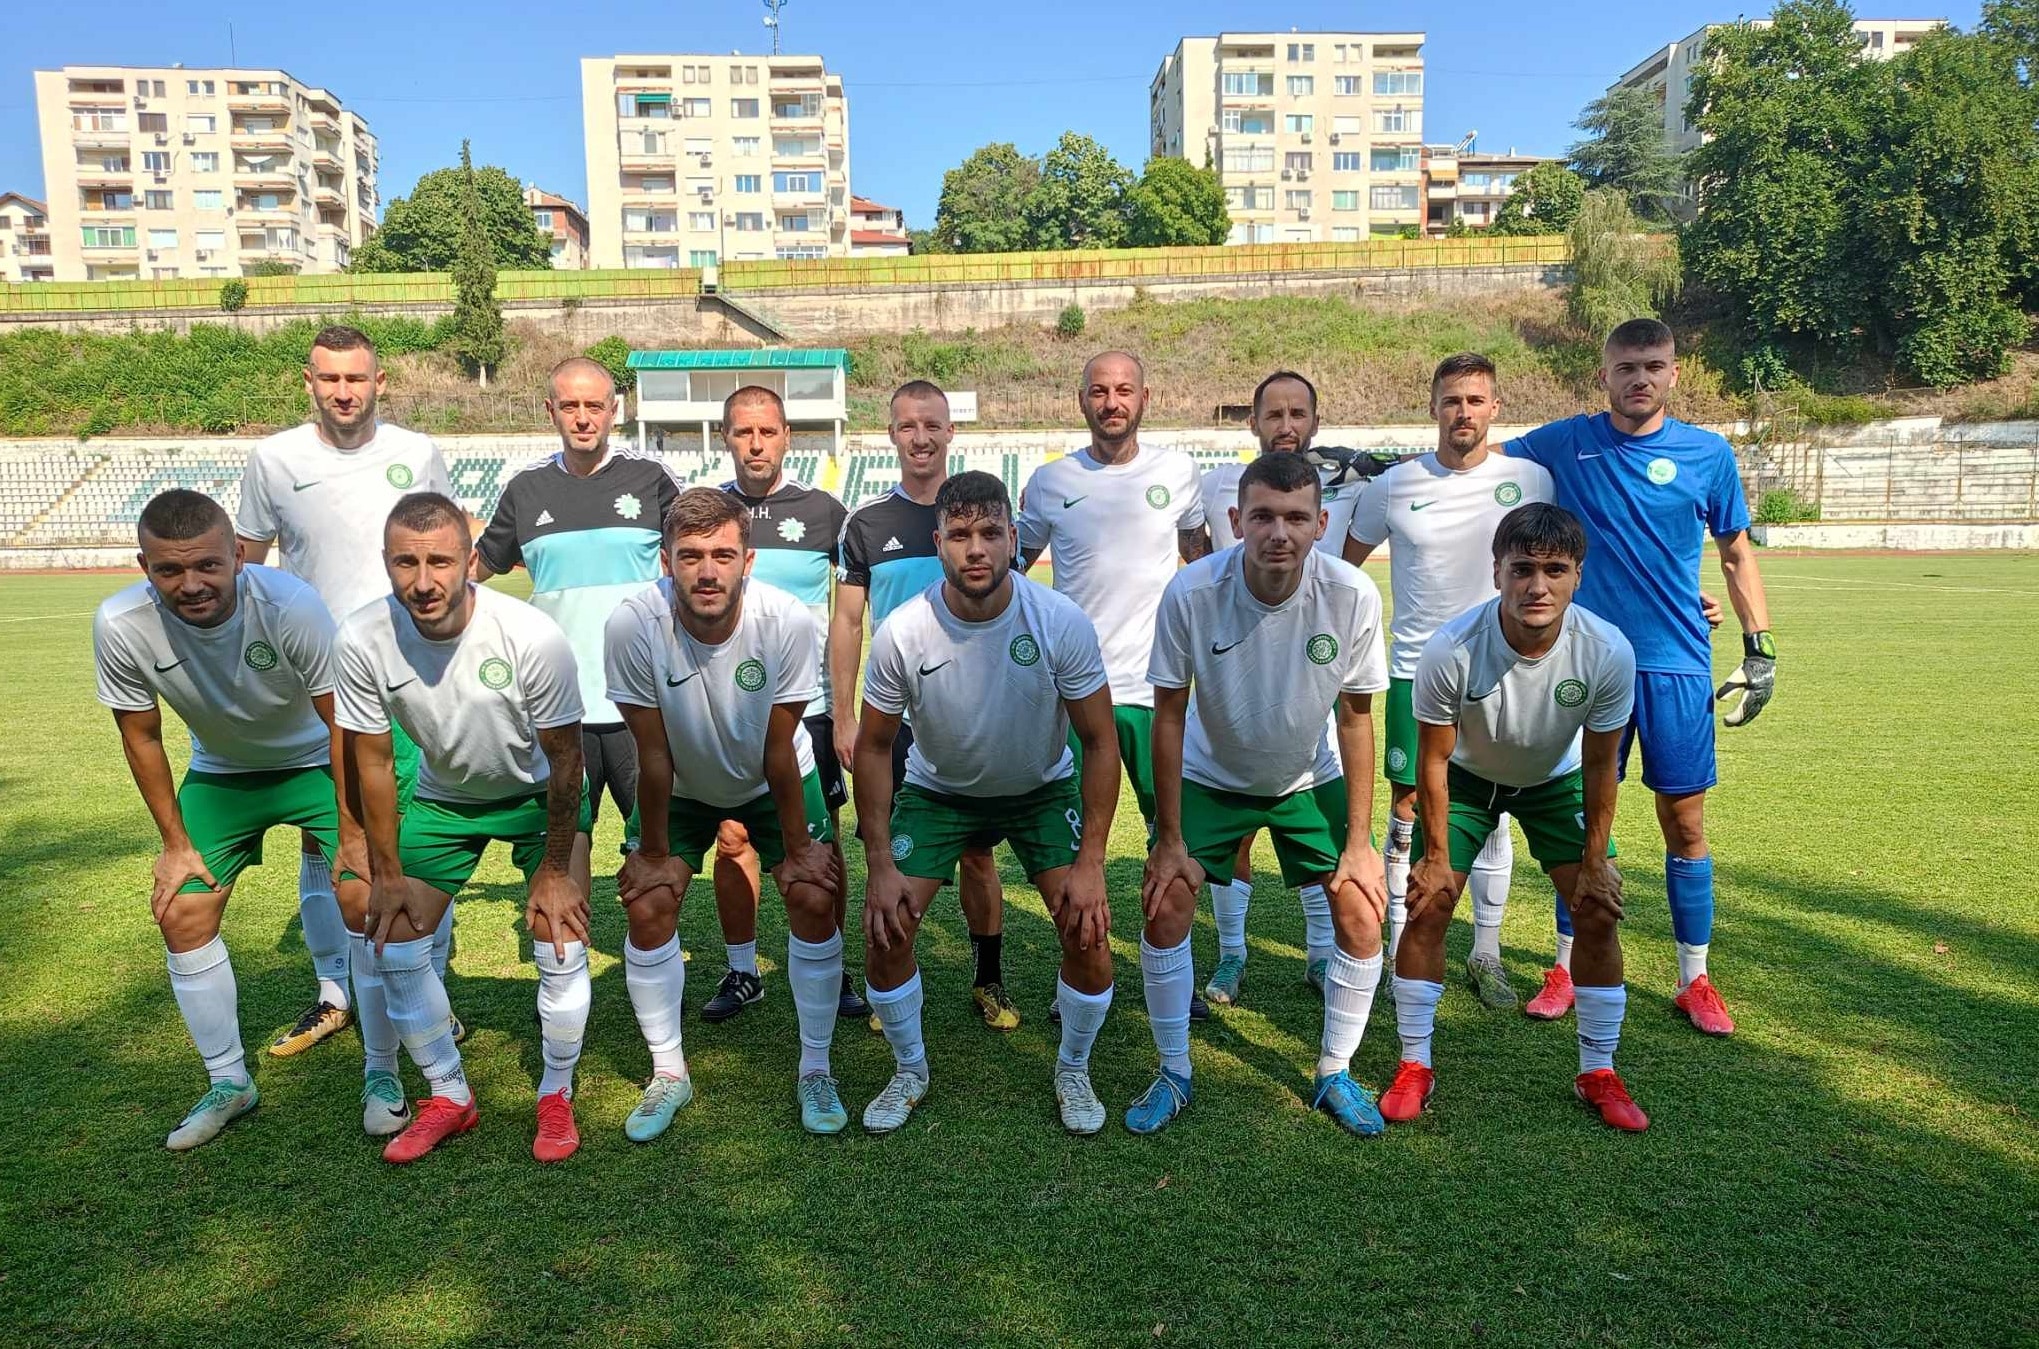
left=1574, top=1069, right=1649, bottom=1132
left=1379, top=1061, right=1437, bottom=1123
left=532, top=1090, right=580, bottom=1163
left=382, top=1095, right=478, bottom=1164
left=1674, top=974, right=1736, bottom=1036
left=1524, top=966, right=1575, bottom=1020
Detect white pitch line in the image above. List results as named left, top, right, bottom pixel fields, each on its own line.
left=1761, top=572, right=2039, bottom=597
left=0, top=610, right=96, bottom=624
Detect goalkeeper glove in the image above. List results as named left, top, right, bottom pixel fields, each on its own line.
left=1717, top=631, right=1776, bottom=727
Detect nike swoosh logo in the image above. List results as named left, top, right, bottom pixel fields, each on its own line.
left=1467, top=686, right=1498, bottom=702
left=1576, top=452, right=1605, bottom=461
left=152, top=659, right=185, bottom=673
left=918, top=661, right=951, bottom=677
left=1209, top=640, right=1244, bottom=655
left=1409, top=501, right=1436, bottom=512
left=385, top=677, right=416, bottom=693
left=667, top=672, right=700, bottom=687
left=1062, top=496, right=1087, bottom=509
left=291, top=481, right=321, bottom=492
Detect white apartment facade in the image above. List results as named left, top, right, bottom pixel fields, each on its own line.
left=581, top=54, right=851, bottom=269
left=33, top=65, right=378, bottom=282
left=0, top=193, right=55, bottom=282
left=1150, top=32, right=1426, bottom=245
left=1614, top=18, right=1946, bottom=154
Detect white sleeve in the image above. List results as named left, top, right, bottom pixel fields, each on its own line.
left=1343, top=587, right=1390, bottom=695
left=603, top=603, right=658, bottom=709
left=333, top=626, right=391, bottom=734
left=1527, top=462, right=1557, bottom=506
left=1409, top=634, right=1465, bottom=727
left=773, top=605, right=822, bottom=708
left=235, top=449, right=277, bottom=542
left=860, top=621, right=910, bottom=716
left=1014, top=468, right=1051, bottom=550
left=1145, top=576, right=1193, bottom=691
left=1049, top=605, right=1109, bottom=701
left=92, top=610, right=155, bottom=712
left=421, top=438, right=454, bottom=496
left=1348, top=474, right=1391, bottom=545
left=277, top=584, right=339, bottom=696
left=522, top=620, right=585, bottom=730
left=1585, top=634, right=1638, bottom=734
left=1174, top=459, right=1207, bottom=529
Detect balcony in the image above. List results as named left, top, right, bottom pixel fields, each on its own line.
left=72, top=127, right=130, bottom=149
left=313, top=182, right=345, bottom=206
left=236, top=165, right=297, bottom=188
left=75, top=167, right=133, bottom=187
left=230, top=126, right=295, bottom=150
left=311, top=145, right=343, bottom=170
left=68, top=88, right=131, bottom=106
left=236, top=203, right=299, bottom=226
left=226, top=89, right=292, bottom=113
left=309, top=109, right=342, bottom=134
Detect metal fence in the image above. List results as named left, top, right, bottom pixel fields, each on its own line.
left=1740, top=423, right=2039, bottom=523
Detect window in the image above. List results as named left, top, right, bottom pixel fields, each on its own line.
left=1285, top=152, right=1313, bottom=172
left=192, top=152, right=219, bottom=172
left=1221, top=71, right=1273, bottom=96
left=194, top=190, right=224, bottom=210
left=735, top=212, right=765, bottom=231
left=637, top=175, right=674, bottom=192
left=1332, top=190, right=1362, bottom=210
left=1371, top=185, right=1419, bottom=210
left=1335, top=76, right=1361, bottom=95
left=139, top=113, right=168, bottom=134
left=72, top=109, right=126, bottom=132
left=733, top=136, right=761, bottom=156
left=196, top=230, right=225, bottom=252
left=778, top=213, right=811, bottom=232
left=202, top=81, right=215, bottom=95
left=152, top=80, right=167, bottom=97
left=148, top=228, right=178, bottom=248
left=682, top=98, right=711, bottom=118
left=1327, top=152, right=1356, bottom=172
left=1243, top=222, right=1276, bottom=243
left=1375, top=107, right=1410, bottom=133
left=620, top=93, right=670, bottom=119
left=534, top=208, right=554, bottom=228
left=96, top=190, right=135, bottom=210
left=1284, top=114, right=1314, bottom=134
left=1333, top=115, right=1364, bottom=135
left=1287, top=43, right=1315, bottom=61
left=142, top=152, right=172, bottom=173
left=1370, top=146, right=1419, bottom=172
left=773, top=171, right=819, bottom=194
left=689, top=249, right=718, bottom=267
left=188, top=80, right=201, bottom=94
left=145, top=191, right=174, bottom=210
left=1222, top=111, right=1273, bottom=135
left=731, top=98, right=760, bottom=118
left=1221, top=145, right=1274, bottom=174
left=776, top=244, right=828, bottom=260
left=1330, top=226, right=1362, bottom=241
left=734, top=174, right=762, bottom=193
left=1224, top=185, right=1274, bottom=210
left=82, top=225, right=135, bottom=248
left=188, top=114, right=216, bottom=134
left=1285, top=190, right=1313, bottom=211
left=623, top=208, right=677, bottom=232
left=683, top=137, right=713, bottom=157
left=1333, top=44, right=1350, bottom=63
left=681, top=66, right=696, bottom=83
left=1287, top=76, right=1314, bottom=96
left=774, top=135, right=820, bottom=157
left=772, top=95, right=822, bottom=118
left=1374, top=71, right=1423, bottom=96
left=688, top=212, right=715, bottom=231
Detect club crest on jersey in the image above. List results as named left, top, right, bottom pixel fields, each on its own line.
left=478, top=657, right=513, bottom=690
left=1646, top=458, right=1678, bottom=486
left=1009, top=634, right=1041, bottom=666
left=386, top=464, right=414, bottom=489
left=891, top=834, right=914, bottom=861
left=778, top=517, right=807, bottom=542
left=1494, top=482, right=1523, bottom=506
left=1145, top=485, right=1171, bottom=510
left=1387, top=746, right=1409, bottom=774
left=735, top=658, right=767, bottom=692
left=1305, top=633, right=1338, bottom=665
left=243, top=640, right=279, bottom=672
left=615, top=493, right=643, bottom=520
left=1554, top=679, right=1588, bottom=707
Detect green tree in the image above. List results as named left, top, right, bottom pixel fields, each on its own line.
left=929, top=143, right=1041, bottom=254
left=1982, top=0, right=2039, bottom=79
left=1027, top=133, right=1134, bottom=250
left=1568, top=87, right=1686, bottom=217
left=1566, top=190, right=1681, bottom=336
left=448, top=142, right=506, bottom=387
left=351, top=157, right=551, bottom=273
left=1125, top=157, right=1231, bottom=247
left=1489, top=162, right=1586, bottom=235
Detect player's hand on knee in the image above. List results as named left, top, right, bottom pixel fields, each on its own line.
left=1331, top=842, right=1387, bottom=926
left=364, top=876, right=419, bottom=954
left=863, top=868, right=913, bottom=952
left=618, top=850, right=685, bottom=905
left=527, top=865, right=589, bottom=960
left=1572, top=857, right=1624, bottom=922
left=1141, top=838, right=1202, bottom=924
left=1718, top=633, right=1777, bottom=727
left=151, top=845, right=218, bottom=920
left=1061, top=859, right=1112, bottom=951
left=774, top=838, right=840, bottom=896
left=1404, top=855, right=1455, bottom=923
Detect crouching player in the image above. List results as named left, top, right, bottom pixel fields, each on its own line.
left=1384, top=503, right=1648, bottom=1131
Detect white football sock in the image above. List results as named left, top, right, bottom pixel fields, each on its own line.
left=166, top=937, right=248, bottom=1086
left=1317, top=947, right=1383, bottom=1078
left=1140, top=935, right=1194, bottom=1079
left=1676, top=942, right=1709, bottom=989
left=297, top=853, right=350, bottom=1008
left=1554, top=932, right=1576, bottom=973
left=350, top=931, right=399, bottom=1077
left=430, top=902, right=454, bottom=979
left=1575, top=983, right=1627, bottom=1073
left=787, top=931, right=843, bottom=1078
left=727, top=940, right=759, bottom=976
left=1055, top=978, right=1112, bottom=1071
left=1211, top=880, right=1251, bottom=960
left=534, top=940, right=590, bottom=1096
left=1298, top=883, right=1335, bottom=971
left=1393, top=977, right=1444, bottom=1068
left=1468, top=823, right=1512, bottom=963
left=379, top=936, right=469, bottom=1104
left=625, top=935, right=688, bottom=1080
left=1384, top=816, right=1414, bottom=960
left=867, top=971, right=928, bottom=1078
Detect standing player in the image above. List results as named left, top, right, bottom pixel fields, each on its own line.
left=1016, top=350, right=1212, bottom=1018
left=336, top=494, right=594, bottom=1165
left=1384, top=503, right=1647, bottom=1131
left=1132, top=454, right=1391, bottom=1136
left=1504, top=319, right=1777, bottom=1033
left=608, top=489, right=851, bottom=1136
left=236, top=323, right=454, bottom=1055
left=853, top=473, right=1120, bottom=1134
left=831, top=381, right=1013, bottom=1030
left=709, top=386, right=865, bottom=1024
left=95, top=491, right=360, bottom=1149
left=1344, top=353, right=1555, bottom=1010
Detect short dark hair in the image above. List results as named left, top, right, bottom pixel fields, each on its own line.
left=1491, top=503, right=1588, bottom=563
left=1252, top=370, right=1318, bottom=415
left=1239, top=449, right=1322, bottom=507
left=386, top=491, right=470, bottom=547
left=889, top=379, right=949, bottom=419
left=1431, top=351, right=1498, bottom=394
left=311, top=325, right=376, bottom=359
left=1604, top=318, right=1674, bottom=354
left=934, top=470, right=1011, bottom=526
left=138, top=489, right=231, bottom=544
left=663, top=486, right=752, bottom=548
left=722, top=384, right=786, bottom=429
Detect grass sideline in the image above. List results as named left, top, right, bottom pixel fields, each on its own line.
left=0, top=556, right=2034, bottom=1348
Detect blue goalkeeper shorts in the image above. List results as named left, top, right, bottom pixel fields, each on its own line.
left=1618, top=672, right=1717, bottom=796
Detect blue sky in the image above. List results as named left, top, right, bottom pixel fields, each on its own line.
left=2, top=1, right=1981, bottom=231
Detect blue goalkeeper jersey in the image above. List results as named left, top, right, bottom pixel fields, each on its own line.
left=1504, top=413, right=1750, bottom=676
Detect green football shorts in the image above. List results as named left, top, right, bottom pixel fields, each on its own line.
left=399, top=781, right=593, bottom=896
left=1382, top=678, right=1419, bottom=787
left=1067, top=703, right=1157, bottom=830
left=390, top=720, right=421, bottom=814
left=175, top=765, right=339, bottom=895
left=654, top=771, right=835, bottom=872
left=1413, top=764, right=1618, bottom=873
left=1180, top=776, right=1360, bottom=888
left=887, top=778, right=1084, bottom=883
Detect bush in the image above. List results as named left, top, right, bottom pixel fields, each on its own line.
left=585, top=335, right=636, bottom=392
left=1055, top=303, right=1086, bottom=338
left=218, top=280, right=248, bottom=313
left=1755, top=488, right=1821, bottom=524
left=1736, top=344, right=1803, bottom=395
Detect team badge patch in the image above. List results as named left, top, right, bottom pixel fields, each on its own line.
left=1554, top=679, right=1588, bottom=707
left=478, top=657, right=513, bottom=689
left=1387, top=746, right=1409, bottom=774
left=1494, top=482, right=1523, bottom=506
left=735, top=658, right=767, bottom=691
left=614, top=493, right=643, bottom=520
left=891, top=834, right=914, bottom=861
left=778, top=517, right=806, bottom=542
left=243, top=640, right=279, bottom=672
left=1145, top=484, right=1172, bottom=510
left=385, top=464, right=414, bottom=489
left=1646, top=458, right=1678, bottom=486
left=1009, top=634, right=1041, bottom=666
left=1306, top=633, right=1338, bottom=665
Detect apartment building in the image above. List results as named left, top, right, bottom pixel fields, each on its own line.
left=32, top=65, right=378, bottom=282
left=0, top=193, right=55, bottom=283
left=1614, top=18, right=1945, bottom=153
left=849, top=196, right=909, bottom=256
left=526, top=185, right=590, bottom=269
left=1420, top=146, right=1552, bottom=234
left=1150, top=32, right=1426, bottom=245
left=581, top=53, right=851, bottom=269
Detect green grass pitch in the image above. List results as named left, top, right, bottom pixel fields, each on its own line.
left=1, top=555, right=2034, bottom=1347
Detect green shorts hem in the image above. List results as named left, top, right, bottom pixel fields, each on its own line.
left=1383, top=678, right=1418, bottom=787
left=175, top=765, right=339, bottom=895
left=398, top=781, right=593, bottom=896
left=1412, top=764, right=1617, bottom=873
left=660, top=771, right=836, bottom=872
left=888, top=778, right=1083, bottom=882
left=1180, top=776, right=1356, bottom=888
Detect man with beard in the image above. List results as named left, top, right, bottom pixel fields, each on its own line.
left=236, top=324, right=455, bottom=1056
left=608, top=488, right=850, bottom=1137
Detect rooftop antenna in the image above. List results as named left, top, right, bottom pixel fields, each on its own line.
left=762, top=0, right=786, bottom=55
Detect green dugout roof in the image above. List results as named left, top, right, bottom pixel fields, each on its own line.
left=626, top=348, right=847, bottom=371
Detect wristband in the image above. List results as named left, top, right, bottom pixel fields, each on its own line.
left=1743, top=631, right=1776, bottom=661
